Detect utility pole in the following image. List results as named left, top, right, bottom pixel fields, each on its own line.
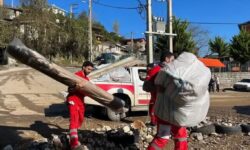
left=70, top=4, right=78, bottom=64
left=167, top=0, right=173, bottom=53
left=88, top=0, right=93, bottom=61
left=146, top=0, right=153, bottom=63
left=130, top=32, right=134, bottom=55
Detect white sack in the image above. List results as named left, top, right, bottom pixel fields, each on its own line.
left=93, top=67, right=131, bottom=83
left=154, top=52, right=211, bottom=127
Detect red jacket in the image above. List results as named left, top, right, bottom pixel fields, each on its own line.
left=145, top=65, right=161, bottom=103
left=67, top=70, right=89, bottom=102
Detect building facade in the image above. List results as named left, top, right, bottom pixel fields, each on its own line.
left=239, top=21, right=250, bottom=33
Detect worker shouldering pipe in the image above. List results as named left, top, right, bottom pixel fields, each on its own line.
left=7, top=38, right=127, bottom=113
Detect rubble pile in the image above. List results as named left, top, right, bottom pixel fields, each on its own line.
left=3, top=119, right=250, bottom=150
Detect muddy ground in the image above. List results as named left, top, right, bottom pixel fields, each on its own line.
left=0, top=67, right=249, bottom=150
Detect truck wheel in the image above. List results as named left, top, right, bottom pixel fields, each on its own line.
left=107, top=94, right=130, bottom=121
left=107, top=108, right=124, bottom=121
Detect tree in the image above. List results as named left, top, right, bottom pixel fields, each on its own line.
left=0, top=7, right=16, bottom=47
left=230, top=31, right=250, bottom=64
left=188, top=25, right=209, bottom=55
left=209, top=36, right=230, bottom=58
left=20, top=0, right=47, bottom=9
left=155, top=17, right=196, bottom=56
left=15, top=0, right=123, bottom=62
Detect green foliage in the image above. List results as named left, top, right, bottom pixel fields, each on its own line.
left=230, top=31, right=250, bottom=64
left=155, top=17, right=196, bottom=56
left=0, top=7, right=16, bottom=47
left=209, top=36, right=230, bottom=58
left=0, top=0, right=121, bottom=63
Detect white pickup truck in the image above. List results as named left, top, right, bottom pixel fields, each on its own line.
left=85, top=67, right=151, bottom=121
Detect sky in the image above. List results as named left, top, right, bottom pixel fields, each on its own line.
left=5, top=0, right=250, bottom=56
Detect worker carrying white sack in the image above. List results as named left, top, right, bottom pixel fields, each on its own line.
left=147, top=52, right=211, bottom=150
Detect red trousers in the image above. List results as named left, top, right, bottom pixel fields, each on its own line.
left=148, top=117, right=188, bottom=150
left=68, top=98, right=85, bottom=129
left=149, top=102, right=157, bottom=125
left=67, top=95, right=85, bottom=149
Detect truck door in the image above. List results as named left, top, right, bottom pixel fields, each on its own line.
left=132, top=67, right=150, bottom=106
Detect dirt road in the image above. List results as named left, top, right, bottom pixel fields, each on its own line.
left=0, top=67, right=249, bottom=149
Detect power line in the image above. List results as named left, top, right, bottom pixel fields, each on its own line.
left=187, top=21, right=240, bottom=25
left=92, top=0, right=139, bottom=10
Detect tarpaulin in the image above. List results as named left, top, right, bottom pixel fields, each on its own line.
left=198, top=58, right=225, bottom=68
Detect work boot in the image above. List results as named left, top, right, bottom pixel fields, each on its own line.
left=72, top=145, right=89, bottom=150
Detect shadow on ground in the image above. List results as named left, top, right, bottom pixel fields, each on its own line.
left=44, top=103, right=148, bottom=124
left=0, top=121, right=68, bottom=149
left=233, top=105, right=250, bottom=116
left=44, top=103, right=69, bottom=118
left=223, top=88, right=250, bottom=93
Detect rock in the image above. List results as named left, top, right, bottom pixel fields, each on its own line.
left=145, top=135, right=153, bottom=143
left=52, top=134, right=63, bottom=148
left=191, top=132, right=203, bottom=141
left=210, top=132, right=218, bottom=136
left=131, top=120, right=146, bottom=130
left=3, top=145, right=13, bottom=150
left=96, top=127, right=102, bottom=132
left=140, top=131, right=147, bottom=139
left=102, top=126, right=111, bottom=131
left=216, top=119, right=222, bottom=122
left=128, top=131, right=133, bottom=135
left=123, top=126, right=130, bottom=133
left=37, top=138, right=48, bottom=143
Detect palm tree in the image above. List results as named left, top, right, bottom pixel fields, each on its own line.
left=230, top=31, right=250, bottom=64
left=208, top=36, right=230, bottom=59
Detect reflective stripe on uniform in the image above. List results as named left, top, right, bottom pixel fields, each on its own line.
left=70, top=129, right=78, bottom=133
left=70, top=134, right=78, bottom=139
left=68, top=101, right=75, bottom=105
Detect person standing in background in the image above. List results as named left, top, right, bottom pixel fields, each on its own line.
left=214, top=75, right=220, bottom=92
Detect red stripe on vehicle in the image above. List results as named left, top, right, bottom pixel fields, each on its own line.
left=138, top=99, right=150, bottom=104
left=96, top=84, right=135, bottom=94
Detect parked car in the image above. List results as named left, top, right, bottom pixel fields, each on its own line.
left=233, top=79, right=250, bottom=91
left=95, top=53, right=120, bottom=65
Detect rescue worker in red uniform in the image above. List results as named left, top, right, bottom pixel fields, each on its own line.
left=67, top=61, right=94, bottom=150
left=144, top=51, right=188, bottom=150
left=144, top=63, right=161, bottom=125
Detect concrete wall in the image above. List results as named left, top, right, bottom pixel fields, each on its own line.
left=213, top=72, right=250, bottom=89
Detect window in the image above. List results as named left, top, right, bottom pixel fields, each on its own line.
left=138, top=69, right=147, bottom=81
